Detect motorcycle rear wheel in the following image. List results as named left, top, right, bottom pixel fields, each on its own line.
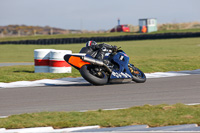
left=129, top=66, right=146, bottom=83
left=80, top=65, right=108, bottom=85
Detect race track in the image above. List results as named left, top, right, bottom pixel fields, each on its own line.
left=0, top=74, right=200, bottom=116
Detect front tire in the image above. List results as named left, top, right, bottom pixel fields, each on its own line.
left=80, top=65, right=108, bottom=85
left=129, top=66, right=146, bottom=83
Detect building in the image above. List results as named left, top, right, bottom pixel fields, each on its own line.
left=139, top=18, right=157, bottom=33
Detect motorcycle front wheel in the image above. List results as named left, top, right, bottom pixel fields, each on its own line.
left=80, top=65, right=108, bottom=85
left=129, top=66, right=146, bottom=83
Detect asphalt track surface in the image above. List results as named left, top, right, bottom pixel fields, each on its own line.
left=0, top=74, right=200, bottom=116
left=0, top=62, right=34, bottom=67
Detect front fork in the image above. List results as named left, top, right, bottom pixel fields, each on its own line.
left=128, top=63, right=140, bottom=75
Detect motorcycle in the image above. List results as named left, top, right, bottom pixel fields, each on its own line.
left=64, top=46, right=146, bottom=85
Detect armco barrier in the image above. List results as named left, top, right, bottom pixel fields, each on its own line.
left=0, top=32, right=200, bottom=45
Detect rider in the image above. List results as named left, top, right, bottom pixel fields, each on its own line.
left=79, top=41, right=117, bottom=61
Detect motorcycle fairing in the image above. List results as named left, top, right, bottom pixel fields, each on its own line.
left=64, top=54, right=90, bottom=70
left=110, top=52, right=133, bottom=79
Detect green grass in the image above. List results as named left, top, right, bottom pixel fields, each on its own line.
left=0, top=104, right=200, bottom=129
left=1, top=28, right=200, bottom=42
left=151, top=28, right=200, bottom=34
left=0, top=37, right=200, bottom=82
left=0, top=32, right=138, bottom=42
left=0, top=66, right=80, bottom=83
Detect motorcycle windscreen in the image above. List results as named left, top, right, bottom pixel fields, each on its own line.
left=64, top=54, right=90, bottom=70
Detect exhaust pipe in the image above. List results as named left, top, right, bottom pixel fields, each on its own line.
left=82, top=56, right=104, bottom=66
left=81, top=56, right=112, bottom=73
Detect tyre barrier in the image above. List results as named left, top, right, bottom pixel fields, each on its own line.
left=49, top=50, right=72, bottom=73
left=34, top=49, right=72, bottom=73
left=1, top=32, right=200, bottom=45
left=34, top=49, right=54, bottom=73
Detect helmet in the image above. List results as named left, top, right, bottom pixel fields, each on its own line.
left=86, top=41, right=97, bottom=47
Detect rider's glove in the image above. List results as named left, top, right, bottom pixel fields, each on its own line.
left=112, top=45, right=118, bottom=52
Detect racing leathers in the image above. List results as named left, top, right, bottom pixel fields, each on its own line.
left=79, top=43, right=117, bottom=60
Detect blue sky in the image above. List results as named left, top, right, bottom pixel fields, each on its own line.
left=0, top=0, right=199, bottom=30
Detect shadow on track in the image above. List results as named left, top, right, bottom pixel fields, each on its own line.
left=44, top=80, right=136, bottom=87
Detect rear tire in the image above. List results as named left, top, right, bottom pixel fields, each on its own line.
left=129, top=66, right=146, bottom=83
left=80, top=65, right=108, bottom=85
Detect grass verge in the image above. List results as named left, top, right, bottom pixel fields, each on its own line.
left=1, top=29, right=200, bottom=42
left=0, top=103, right=200, bottom=129
left=0, top=32, right=138, bottom=42
left=0, top=37, right=200, bottom=82
left=0, top=66, right=80, bottom=83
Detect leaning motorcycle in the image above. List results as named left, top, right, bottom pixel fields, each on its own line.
left=64, top=46, right=146, bottom=85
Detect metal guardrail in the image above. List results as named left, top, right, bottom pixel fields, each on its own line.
left=0, top=32, right=200, bottom=45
